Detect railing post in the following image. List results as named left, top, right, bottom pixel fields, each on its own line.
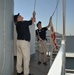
left=62, top=0, right=66, bottom=74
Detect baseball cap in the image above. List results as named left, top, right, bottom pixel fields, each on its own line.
left=14, top=13, right=20, bottom=23
left=37, top=21, right=41, bottom=27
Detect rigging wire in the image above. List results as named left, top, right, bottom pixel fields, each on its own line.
left=49, top=0, right=60, bottom=66
left=33, top=0, right=36, bottom=27
left=34, top=0, right=36, bottom=11
left=51, top=0, right=59, bottom=17
left=56, top=6, right=58, bottom=32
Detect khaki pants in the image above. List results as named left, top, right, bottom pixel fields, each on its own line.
left=16, top=40, right=30, bottom=75
left=38, top=40, right=47, bottom=62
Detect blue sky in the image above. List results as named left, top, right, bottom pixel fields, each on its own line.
left=14, top=0, right=74, bottom=35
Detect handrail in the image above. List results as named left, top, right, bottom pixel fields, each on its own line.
left=47, top=40, right=65, bottom=75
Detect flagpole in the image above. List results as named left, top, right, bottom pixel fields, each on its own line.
left=62, top=0, right=66, bottom=75
left=62, top=0, right=66, bottom=40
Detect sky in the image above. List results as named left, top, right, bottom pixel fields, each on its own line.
left=14, top=0, right=74, bottom=35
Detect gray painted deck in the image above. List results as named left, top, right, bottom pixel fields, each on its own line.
left=14, top=51, right=50, bottom=75
left=14, top=50, right=74, bottom=75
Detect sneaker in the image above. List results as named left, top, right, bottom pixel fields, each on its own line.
left=38, top=61, right=41, bottom=65
left=17, top=73, right=21, bottom=75
left=17, top=71, right=23, bottom=75
left=43, top=62, right=47, bottom=66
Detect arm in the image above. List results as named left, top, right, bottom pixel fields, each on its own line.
left=23, top=11, right=36, bottom=26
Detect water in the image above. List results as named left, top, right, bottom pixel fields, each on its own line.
left=66, top=58, right=74, bottom=69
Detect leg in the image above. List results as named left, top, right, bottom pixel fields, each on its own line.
left=16, top=40, right=23, bottom=73
left=20, top=40, right=30, bottom=75
left=42, top=40, right=47, bottom=63
left=38, top=41, right=42, bottom=63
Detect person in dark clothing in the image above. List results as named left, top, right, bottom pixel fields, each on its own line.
left=14, top=11, right=36, bottom=75
left=36, top=21, right=50, bottom=66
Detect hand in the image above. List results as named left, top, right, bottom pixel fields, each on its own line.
left=31, top=11, right=36, bottom=24
left=33, top=11, right=36, bottom=18
left=39, top=38, right=42, bottom=41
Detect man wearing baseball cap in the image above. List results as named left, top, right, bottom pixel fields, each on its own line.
left=14, top=11, right=36, bottom=75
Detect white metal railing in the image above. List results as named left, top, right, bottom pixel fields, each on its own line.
left=65, top=73, right=74, bottom=75
left=66, top=53, right=74, bottom=58
left=47, top=40, right=65, bottom=75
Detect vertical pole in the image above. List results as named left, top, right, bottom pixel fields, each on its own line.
left=62, top=0, right=66, bottom=75
left=50, top=45, right=53, bottom=68
left=62, top=0, right=66, bottom=40
left=2, top=0, right=6, bottom=74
